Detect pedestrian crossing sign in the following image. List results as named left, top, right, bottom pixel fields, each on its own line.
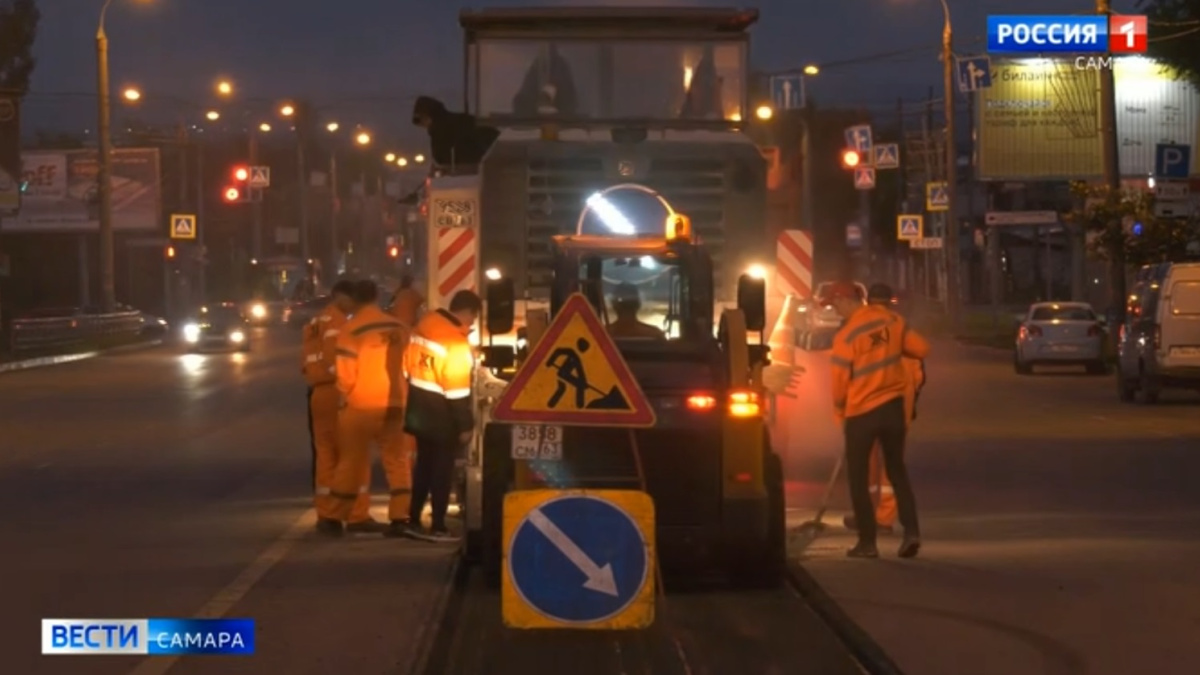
left=490, top=293, right=656, bottom=428
left=897, top=214, right=923, bottom=241
left=926, top=182, right=949, bottom=211
left=170, top=213, right=196, bottom=240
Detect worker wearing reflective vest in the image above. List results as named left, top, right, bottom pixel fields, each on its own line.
left=325, top=281, right=412, bottom=537
left=401, top=290, right=482, bottom=543
left=302, top=280, right=378, bottom=535
left=843, top=284, right=927, bottom=536
left=824, top=281, right=930, bottom=559
left=383, top=274, right=423, bottom=537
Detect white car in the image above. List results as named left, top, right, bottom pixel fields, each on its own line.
left=1013, top=301, right=1106, bottom=375
left=1116, top=262, right=1200, bottom=402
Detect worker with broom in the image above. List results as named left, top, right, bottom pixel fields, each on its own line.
left=842, top=283, right=927, bottom=539
left=824, top=281, right=929, bottom=559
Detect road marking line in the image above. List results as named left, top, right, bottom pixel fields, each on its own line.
left=125, top=508, right=316, bottom=675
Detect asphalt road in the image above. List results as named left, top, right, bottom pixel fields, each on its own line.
left=0, top=328, right=455, bottom=675
left=775, top=339, right=1200, bottom=675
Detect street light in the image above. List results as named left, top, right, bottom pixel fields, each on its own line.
left=216, top=80, right=233, bottom=96
left=259, top=122, right=271, bottom=132
left=355, top=131, right=371, bottom=145
left=414, top=154, right=425, bottom=163
left=279, top=104, right=295, bottom=117
left=755, top=104, right=773, bottom=121
left=397, top=157, right=408, bottom=167
left=205, top=110, right=219, bottom=121
left=326, top=122, right=339, bottom=132
left=122, top=87, right=141, bottom=102
left=803, top=64, right=819, bottom=76
left=385, top=152, right=396, bottom=162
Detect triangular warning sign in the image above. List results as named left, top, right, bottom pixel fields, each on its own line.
left=491, top=293, right=656, bottom=428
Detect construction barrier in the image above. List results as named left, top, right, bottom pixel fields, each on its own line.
left=775, top=230, right=814, bottom=299
left=767, top=294, right=800, bottom=366
left=9, top=310, right=145, bottom=354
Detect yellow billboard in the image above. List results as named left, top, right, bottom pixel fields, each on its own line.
left=976, top=59, right=1103, bottom=180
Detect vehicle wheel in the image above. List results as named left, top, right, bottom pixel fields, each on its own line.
left=460, top=474, right=482, bottom=564
left=480, top=425, right=513, bottom=589
left=1139, top=365, right=1160, bottom=404
left=1013, top=352, right=1032, bottom=375
left=1116, top=368, right=1136, bottom=402
left=1085, top=360, right=1107, bottom=375
left=727, top=447, right=786, bottom=590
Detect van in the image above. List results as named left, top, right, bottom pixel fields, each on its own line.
left=1116, top=262, right=1200, bottom=402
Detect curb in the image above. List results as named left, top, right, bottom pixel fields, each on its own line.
left=0, top=339, right=164, bottom=375
left=405, top=552, right=465, bottom=675
left=786, top=562, right=907, bottom=675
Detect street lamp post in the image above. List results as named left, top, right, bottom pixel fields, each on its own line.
left=96, top=0, right=117, bottom=311
left=939, top=0, right=961, bottom=329
left=799, top=67, right=816, bottom=234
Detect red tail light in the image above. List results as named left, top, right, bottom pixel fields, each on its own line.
left=1087, top=324, right=1101, bottom=337
left=728, top=390, right=760, bottom=417
left=686, top=394, right=717, bottom=411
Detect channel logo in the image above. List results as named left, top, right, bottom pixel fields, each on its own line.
left=41, top=619, right=255, bottom=655
left=987, top=15, right=1147, bottom=54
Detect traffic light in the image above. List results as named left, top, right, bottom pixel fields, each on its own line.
left=388, top=245, right=400, bottom=258
left=224, top=186, right=242, bottom=203
left=840, top=149, right=861, bottom=169
left=223, top=164, right=251, bottom=203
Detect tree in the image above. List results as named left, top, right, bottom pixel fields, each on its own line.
left=0, top=0, right=40, bottom=96
left=1066, top=181, right=1193, bottom=267
left=1139, top=0, right=1200, bottom=87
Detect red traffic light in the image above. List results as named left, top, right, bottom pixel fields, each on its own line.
left=388, top=245, right=400, bottom=258
left=841, top=149, right=861, bottom=169
left=232, top=165, right=250, bottom=182
left=166, top=246, right=176, bottom=258
left=224, top=186, right=241, bottom=202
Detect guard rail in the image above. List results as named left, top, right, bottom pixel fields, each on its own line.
left=9, top=310, right=145, bottom=354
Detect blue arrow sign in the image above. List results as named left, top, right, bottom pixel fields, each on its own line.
left=844, top=125, right=873, bottom=153
left=508, top=494, right=650, bottom=625
left=956, top=56, right=992, bottom=93
left=1154, top=143, right=1190, bottom=178
left=770, top=75, right=803, bottom=110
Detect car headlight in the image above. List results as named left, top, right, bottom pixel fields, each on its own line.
left=250, top=304, right=267, bottom=318
left=183, top=323, right=200, bottom=342
left=229, top=330, right=245, bottom=343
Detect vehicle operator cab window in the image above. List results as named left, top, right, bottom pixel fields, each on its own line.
left=574, top=254, right=684, bottom=340
left=472, top=39, right=746, bottom=123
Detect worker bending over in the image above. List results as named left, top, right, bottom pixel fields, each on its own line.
left=324, top=281, right=413, bottom=537
left=403, top=290, right=482, bottom=542
left=303, top=280, right=381, bottom=535
left=824, top=281, right=929, bottom=559
left=606, top=282, right=665, bottom=339
left=843, top=283, right=927, bottom=535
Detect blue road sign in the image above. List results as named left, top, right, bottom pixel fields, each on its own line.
left=926, top=182, right=949, bottom=211
left=770, top=75, right=804, bottom=111
left=1155, top=144, right=1191, bottom=178
left=897, top=214, right=923, bottom=241
left=846, top=224, right=863, bottom=248
left=508, top=493, right=650, bottom=625
left=844, top=125, right=873, bottom=154
left=873, top=143, right=900, bottom=169
left=956, top=56, right=992, bottom=93
left=854, top=167, right=876, bottom=190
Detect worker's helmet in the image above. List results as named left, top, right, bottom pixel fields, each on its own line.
left=611, top=282, right=641, bottom=311
left=866, top=283, right=895, bottom=304
left=815, top=281, right=861, bottom=306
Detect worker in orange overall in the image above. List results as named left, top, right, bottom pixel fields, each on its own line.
left=323, top=281, right=413, bottom=537
left=303, top=280, right=381, bottom=535
left=383, top=274, right=423, bottom=537
left=842, top=283, right=927, bottom=536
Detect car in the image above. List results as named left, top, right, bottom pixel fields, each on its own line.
left=1013, top=301, right=1106, bottom=375
left=1116, top=262, right=1200, bottom=403
left=244, top=299, right=287, bottom=326
left=282, top=296, right=329, bottom=328
left=181, top=304, right=251, bottom=352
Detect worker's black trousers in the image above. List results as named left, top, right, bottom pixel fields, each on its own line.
left=306, top=387, right=316, bottom=491
left=844, top=397, right=919, bottom=545
left=410, top=436, right=458, bottom=530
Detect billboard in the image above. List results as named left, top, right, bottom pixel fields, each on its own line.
left=0, top=95, right=17, bottom=214
left=976, top=57, right=1200, bottom=180
left=3, top=148, right=161, bottom=233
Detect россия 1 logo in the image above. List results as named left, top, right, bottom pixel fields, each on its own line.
left=986, top=15, right=1147, bottom=54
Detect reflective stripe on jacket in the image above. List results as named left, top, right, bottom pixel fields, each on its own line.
left=830, top=305, right=930, bottom=419
left=335, top=305, right=407, bottom=410
left=403, top=309, right=475, bottom=442
left=301, top=305, right=346, bottom=387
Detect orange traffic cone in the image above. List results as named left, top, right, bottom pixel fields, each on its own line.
left=767, top=294, right=799, bottom=366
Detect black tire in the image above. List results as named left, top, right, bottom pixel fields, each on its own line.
left=1116, top=367, right=1136, bottom=402
left=1139, top=366, right=1160, bottom=404
left=480, top=424, right=513, bottom=589
left=459, top=473, right=482, bottom=564
left=1013, top=352, right=1032, bottom=375
left=727, top=448, right=786, bottom=590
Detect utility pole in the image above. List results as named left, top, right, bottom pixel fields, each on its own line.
left=1097, top=0, right=1126, bottom=323
left=939, top=0, right=961, bottom=330
left=249, top=133, right=262, bottom=259
left=800, top=77, right=814, bottom=232
left=95, top=2, right=117, bottom=311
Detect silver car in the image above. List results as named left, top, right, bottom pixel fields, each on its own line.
left=1014, top=302, right=1106, bottom=374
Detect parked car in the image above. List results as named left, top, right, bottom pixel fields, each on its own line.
left=181, top=303, right=251, bottom=352
left=1013, top=301, right=1106, bottom=375
left=1116, top=262, right=1200, bottom=402
left=283, top=295, right=329, bottom=328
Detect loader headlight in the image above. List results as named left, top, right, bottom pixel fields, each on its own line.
left=745, top=263, right=767, bottom=280
left=183, top=323, right=201, bottom=343
left=250, top=303, right=267, bottom=319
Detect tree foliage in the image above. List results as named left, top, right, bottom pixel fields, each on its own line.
left=1066, top=181, right=1194, bottom=265
left=1139, top=0, right=1200, bottom=87
left=0, top=0, right=40, bottom=96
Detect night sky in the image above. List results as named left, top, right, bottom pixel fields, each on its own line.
left=26, top=0, right=1137, bottom=151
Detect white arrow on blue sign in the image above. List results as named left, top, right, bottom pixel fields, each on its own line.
left=769, top=74, right=804, bottom=111
left=508, top=494, right=649, bottom=624
left=1154, top=144, right=1190, bottom=178
left=956, top=56, right=992, bottom=93
left=844, top=125, right=872, bottom=154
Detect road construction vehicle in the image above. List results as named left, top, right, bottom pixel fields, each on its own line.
left=467, top=213, right=786, bottom=587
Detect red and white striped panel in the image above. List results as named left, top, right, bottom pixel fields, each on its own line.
left=436, top=227, right=477, bottom=303
left=775, top=230, right=814, bottom=298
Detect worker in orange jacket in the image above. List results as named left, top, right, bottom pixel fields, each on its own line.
left=324, top=281, right=413, bottom=537
left=303, top=280, right=380, bottom=535
left=824, top=281, right=930, bottom=559
left=843, top=283, right=927, bottom=535
left=401, top=290, right=481, bottom=542
left=389, top=274, right=424, bottom=326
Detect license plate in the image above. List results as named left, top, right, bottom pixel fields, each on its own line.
left=1171, top=346, right=1200, bottom=356
left=511, top=424, right=563, bottom=461
left=1050, top=344, right=1077, bottom=352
